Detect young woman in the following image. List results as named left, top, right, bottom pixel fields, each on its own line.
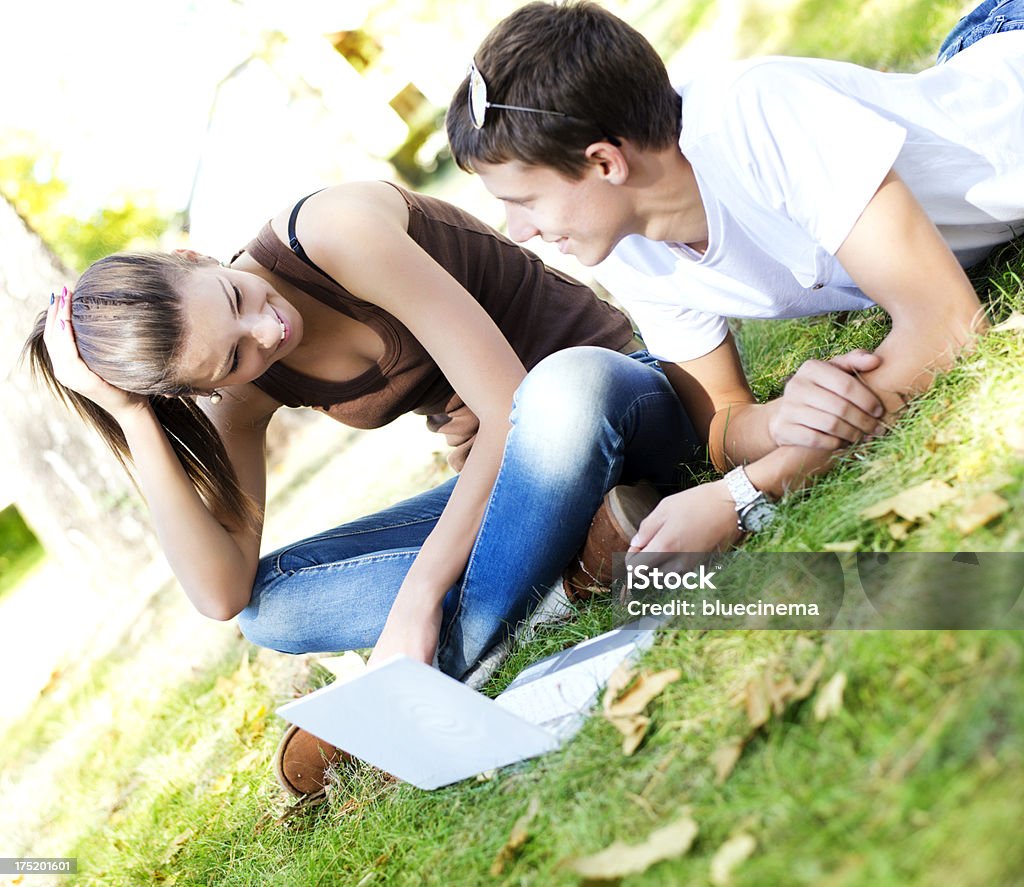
left=28, top=180, right=697, bottom=681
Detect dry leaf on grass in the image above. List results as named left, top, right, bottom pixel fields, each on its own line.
left=744, top=675, right=771, bottom=729
left=603, top=668, right=681, bottom=756
left=565, top=813, right=699, bottom=881
left=619, top=715, right=652, bottom=756
left=209, top=774, right=233, bottom=795
left=710, top=833, right=757, bottom=886
left=888, top=520, right=912, bottom=541
left=602, top=662, right=637, bottom=714
left=992, top=312, right=1024, bottom=332
left=490, top=797, right=541, bottom=876
left=711, top=737, right=747, bottom=785
left=792, top=657, right=827, bottom=702
left=606, top=668, right=682, bottom=717
left=237, top=704, right=268, bottom=743
left=954, top=492, right=1009, bottom=535
left=813, top=672, right=847, bottom=722
left=162, top=828, right=195, bottom=864
left=767, top=674, right=797, bottom=716
left=860, top=479, right=957, bottom=523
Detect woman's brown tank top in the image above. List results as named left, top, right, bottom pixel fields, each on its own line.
left=241, top=183, right=635, bottom=470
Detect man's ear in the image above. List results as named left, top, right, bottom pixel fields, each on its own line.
left=173, top=248, right=219, bottom=266
left=584, top=140, right=630, bottom=185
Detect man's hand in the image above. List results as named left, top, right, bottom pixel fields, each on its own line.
left=628, top=480, right=744, bottom=556
left=367, top=591, right=443, bottom=669
left=767, top=349, right=885, bottom=450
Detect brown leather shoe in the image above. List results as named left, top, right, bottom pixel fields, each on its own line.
left=273, top=724, right=349, bottom=797
left=563, top=482, right=663, bottom=603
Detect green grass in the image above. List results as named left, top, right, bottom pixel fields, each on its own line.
left=3, top=2, right=1023, bottom=886
left=2, top=242, right=1018, bottom=884
left=739, top=0, right=967, bottom=70
left=0, top=504, right=44, bottom=602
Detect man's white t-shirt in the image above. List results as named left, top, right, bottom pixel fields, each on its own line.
left=595, top=31, right=1024, bottom=362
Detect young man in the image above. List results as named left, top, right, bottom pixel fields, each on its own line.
left=446, top=0, right=1024, bottom=554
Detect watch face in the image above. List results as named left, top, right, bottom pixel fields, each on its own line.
left=741, top=500, right=777, bottom=533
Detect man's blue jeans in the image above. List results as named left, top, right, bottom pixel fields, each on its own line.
left=237, top=347, right=699, bottom=679
left=938, top=0, right=1024, bottom=62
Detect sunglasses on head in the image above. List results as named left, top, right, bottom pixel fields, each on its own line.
left=467, top=61, right=621, bottom=146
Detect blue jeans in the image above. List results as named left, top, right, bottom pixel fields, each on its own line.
left=937, top=0, right=1024, bottom=62
left=237, top=347, right=699, bottom=679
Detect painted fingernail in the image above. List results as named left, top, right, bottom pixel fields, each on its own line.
left=50, top=292, right=55, bottom=305
left=59, top=319, right=66, bottom=330
left=62, top=286, right=68, bottom=298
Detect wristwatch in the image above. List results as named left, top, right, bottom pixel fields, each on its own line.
left=724, top=466, right=778, bottom=533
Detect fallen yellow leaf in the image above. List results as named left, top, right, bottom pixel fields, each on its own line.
left=490, top=796, right=541, bottom=876
left=162, top=828, right=195, bottom=863
left=710, top=833, right=757, bottom=886
left=813, top=672, right=847, bottom=722
left=954, top=492, right=1009, bottom=535
left=603, top=668, right=680, bottom=755
left=237, top=704, right=268, bottom=743
left=744, top=674, right=771, bottom=729
left=566, top=813, right=699, bottom=880
left=888, top=520, right=912, bottom=541
left=210, top=774, right=233, bottom=795
left=605, top=668, right=682, bottom=718
left=768, top=674, right=797, bottom=716
left=710, top=737, right=746, bottom=785
left=792, top=657, right=827, bottom=702
left=607, top=713, right=651, bottom=756
left=861, top=479, right=957, bottom=523
left=602, top=662, right=637, bottom=716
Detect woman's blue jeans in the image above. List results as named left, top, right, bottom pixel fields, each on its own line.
left=237, top=347, right=699, bottom=680
left=937, top=0, right=1024, bottom=62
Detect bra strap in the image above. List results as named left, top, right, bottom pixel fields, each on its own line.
left=287, top=189, right=331, bottom=279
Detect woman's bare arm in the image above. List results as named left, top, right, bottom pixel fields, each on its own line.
left=45, top=291, right=277, bottom=619
left=293, top=184, right=527, bottom=663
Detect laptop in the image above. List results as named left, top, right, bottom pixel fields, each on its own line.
left=276, top=621, right=657, bottom=790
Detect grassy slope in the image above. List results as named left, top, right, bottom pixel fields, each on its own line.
left=2, top=2, right=1023, bottom=886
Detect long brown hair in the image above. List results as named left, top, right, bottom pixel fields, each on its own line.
left=23, top=252, right=261, bottom=531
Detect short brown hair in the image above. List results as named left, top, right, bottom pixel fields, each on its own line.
left=446, top=1, right=681, bottom=179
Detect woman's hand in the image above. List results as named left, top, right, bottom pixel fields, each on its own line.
left=367, top=590, right=444, bottom=669
left=43, top=288, right=146, bottom=418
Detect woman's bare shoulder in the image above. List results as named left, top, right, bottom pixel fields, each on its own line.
left=267, top=181, right=410, bottom=248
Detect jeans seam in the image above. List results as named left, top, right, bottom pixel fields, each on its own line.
left=284, top=550, right=417, bottom=577
left=273, top=515, right=439, bottom=573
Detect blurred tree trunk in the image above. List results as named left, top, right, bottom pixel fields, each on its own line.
left=0, top=196, right=157, bottom=574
